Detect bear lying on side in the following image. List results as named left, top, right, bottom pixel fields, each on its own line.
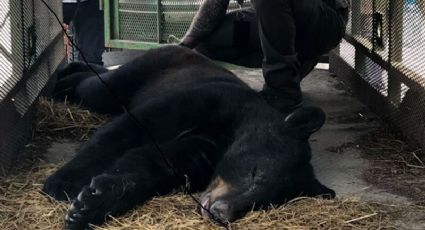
left=42, top=45, right=335, bottom=229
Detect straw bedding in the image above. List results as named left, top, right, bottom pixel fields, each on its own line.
left=0, top=165, right=398, bottom=230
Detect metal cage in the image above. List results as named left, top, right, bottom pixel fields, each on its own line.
left=330, top=0, right=425, bottom=150
left=0, top=0, right=64, bottom=171
left=103, top=0, right=251, bottom=50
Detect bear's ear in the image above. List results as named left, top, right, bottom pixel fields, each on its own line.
left=283, top=106, right=326, bottom=139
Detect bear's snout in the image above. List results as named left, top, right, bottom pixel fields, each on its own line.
left=199, top=176, right=235, bottom=221
left=199, top=193, right=234, bottom=222
left=209, top=200, right=232, bottom=222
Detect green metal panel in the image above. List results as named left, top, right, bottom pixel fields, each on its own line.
left=103, top=0, right=250, bottom=50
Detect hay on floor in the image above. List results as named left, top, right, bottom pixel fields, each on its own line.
left=0, top=164, right=397, bottom=230
left=0, top=98, right=401, bottom=229
left=35, top=97, right=109, bottom=141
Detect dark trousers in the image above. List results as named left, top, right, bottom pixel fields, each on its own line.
left=196, top=0, right=347, bottom=99
left=63, top=0, right=105, bottom=65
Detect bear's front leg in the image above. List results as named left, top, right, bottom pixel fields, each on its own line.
left=43, top=114, right=142, bottom=201
left=64, top=134, right=220, bottom=229
left=64, top=146, right=178, bottom=230
left=65, top=174, right=138, bottom=230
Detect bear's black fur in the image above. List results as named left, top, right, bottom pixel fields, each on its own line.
left=43, top=45, right=334, bottom=229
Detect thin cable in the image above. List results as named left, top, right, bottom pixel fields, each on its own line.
left=0, top=11, right=10, bottom=30
left=38, top=0, right=229, bottom=228
left=40, top=0, right=177, bottom=176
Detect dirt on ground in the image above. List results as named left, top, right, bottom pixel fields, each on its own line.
left=359, top=129, right=425, bottom=204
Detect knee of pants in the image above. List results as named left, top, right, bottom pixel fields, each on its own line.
left=251, top=0, right=267, bottom=11
left=251, top=0, right=289, bottom=11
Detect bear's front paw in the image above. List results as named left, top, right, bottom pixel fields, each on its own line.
left=65, top=186, right=101, bottom=230
left=42, top=171, right=90, bottom=202
left=65, top=174, right=136, bottom=229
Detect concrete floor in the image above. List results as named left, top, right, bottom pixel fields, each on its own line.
left=44, top=54, right=423, bottom=228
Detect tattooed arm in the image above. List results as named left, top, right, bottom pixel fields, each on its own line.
left=180, top=0, right=231, bottom=48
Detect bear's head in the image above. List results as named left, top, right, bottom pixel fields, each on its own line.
left=199, top=106, right=335, bottom=222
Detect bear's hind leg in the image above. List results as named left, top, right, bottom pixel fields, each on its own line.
left=56, top=62, right=108, bottom=79
left=54, top=62, right=108, bottom=103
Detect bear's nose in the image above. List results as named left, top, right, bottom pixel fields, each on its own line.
left=209, top=200, right=232, bottom=222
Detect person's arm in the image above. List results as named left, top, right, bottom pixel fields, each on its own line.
left=335, top=0, right=351, bottom=9
left=180, top=0, right=231, bottom=48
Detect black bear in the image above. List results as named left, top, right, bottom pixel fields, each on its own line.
left=43, top=45, right=335, bottom=229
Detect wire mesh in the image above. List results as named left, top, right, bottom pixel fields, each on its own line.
left=333, top=0, right=425, bottom=150
left=0, top=0, right=24, bottom=101
left=119, top=0, right=158, bottom=42
left=0, top=0, right=64, bottom=170
left=110, top=0, right=251, bottom=46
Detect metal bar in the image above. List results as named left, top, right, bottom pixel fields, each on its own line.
left=351, top=0, right=362, bottom=36
left=372, top=0, right=376, bottom=52
left=157, top=0, right=162, bottom=43
left=119, top=9, right=157, bottom=14
left=9, top=0, right=24, bottom=84
left=0, top=44, right=14, bottom=64
left=105, top=39, right=159, bottom=50
left=103, top=0, right=112, bottom=47
left=345, top=35, right=424, bottom=90
left=113, top=0, right=120, bottom=39
left=20, top=0, right=26, bottom=70
left=388, top=0, right=404, bottom=104
left=389, top=0, right=404, bottom=63
left=354, top=45, right=368, bottom=73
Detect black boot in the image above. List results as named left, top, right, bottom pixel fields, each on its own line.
left=260, top=53, right=304, bottom=114
left=260, top=85, right=303, bottom=114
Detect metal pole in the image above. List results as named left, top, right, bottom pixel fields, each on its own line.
left=351, top=0, right=362, bottom=36
left=157, top=0, right=163, bottom=43
left=113, top=0, right=120, bottom=40
left=388, top=0, right=403, bottom=105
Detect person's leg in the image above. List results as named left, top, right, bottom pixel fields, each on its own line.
left=62, top=3, right=77, bottom=25
left=194, top=8, right=263, bottom=68
left=254, top=0, right=347, bottom=112
left=294, top=1, right=348, bottom=60
left=192, top=4, right=329, bottom=71
left=252, top=0, right=309, bottom=112
left=72, top=0, right=105, bottom=65
left=293, top=2, right=348, bottom=80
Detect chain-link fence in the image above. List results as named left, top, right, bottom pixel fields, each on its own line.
left=331, top=0, right=425, bottom=150
left=0, top=0, right=64, bottom=171
left=104, top=0, right=251, bottom=49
